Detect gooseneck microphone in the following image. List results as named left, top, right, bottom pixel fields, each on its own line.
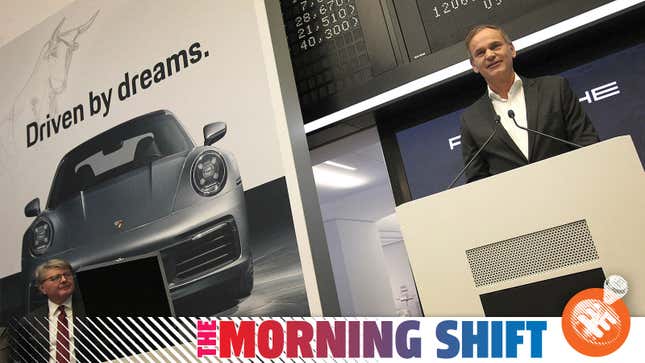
left=507, top=110, right=582, bottom=149
left=448, top=115, right=502, bottom=189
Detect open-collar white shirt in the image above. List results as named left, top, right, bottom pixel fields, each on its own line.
left=488, top=73, right=530, bottom=160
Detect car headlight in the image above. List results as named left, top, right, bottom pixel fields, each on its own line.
left=30, top=219, right=53, bottom=256
left=191, top=150, right=227, bottom=196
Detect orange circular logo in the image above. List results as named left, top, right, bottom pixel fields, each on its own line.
left=561, top=288, right=630, bottom=356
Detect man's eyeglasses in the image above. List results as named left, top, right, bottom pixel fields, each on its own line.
left=42, top=272, right=73, bottom=283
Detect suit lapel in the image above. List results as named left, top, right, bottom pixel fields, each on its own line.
left=523, top=77, right=539, bottom=162
left=25, top=305, right=51, bottom=361
left=37, top=316, right=50, bottom=361
left=475, top=94, right=498, bottom=130
left=72, top=293, right=86, bottom=318
left=477, top=94, right=525, bottom=159
left=23, top=315, right=50, bottom=362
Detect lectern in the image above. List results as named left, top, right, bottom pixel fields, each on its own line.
left=396, top=136, right=645, bottom=316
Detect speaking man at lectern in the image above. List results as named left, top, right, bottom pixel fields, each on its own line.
left=459, top=24, right=600, bottom=183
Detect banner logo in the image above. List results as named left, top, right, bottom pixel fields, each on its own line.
left=561, top=275, right=630, bottom=356
left=114, top=219, right=125, bottom=230
left=578, top=81, right=620, bottom=104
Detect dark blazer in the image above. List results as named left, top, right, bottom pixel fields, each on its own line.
left=8, top=296, right=110, bottom=363
left=460, top=76, right=599, bottom=183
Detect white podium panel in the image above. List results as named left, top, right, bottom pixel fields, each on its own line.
left=396, top=136, right=645, bottom=316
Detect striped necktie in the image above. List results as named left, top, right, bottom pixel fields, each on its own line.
left=56, top=305, right=70, bottom=363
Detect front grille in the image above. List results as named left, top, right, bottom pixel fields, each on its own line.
left=161, top=217, right=240, bottom=284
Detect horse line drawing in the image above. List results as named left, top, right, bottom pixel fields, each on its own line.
left=0, top=10, right=99, bottom=163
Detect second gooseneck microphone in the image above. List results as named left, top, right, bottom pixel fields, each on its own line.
left=507, top=110, right=582, bottom=149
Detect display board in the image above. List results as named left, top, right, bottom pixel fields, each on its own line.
left=280, top=0, right=623, bottom=124
left=281, top=0, right=388, bottom=120
left=418, top=0, right=553, bottom=51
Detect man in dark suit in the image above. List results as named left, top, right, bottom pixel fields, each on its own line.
left=460, top=24, right=599, bottom=182
left=8, top=259, right=107, bottom=363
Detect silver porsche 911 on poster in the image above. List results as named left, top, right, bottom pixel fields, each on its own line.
left=21, top=110, right=253, bottom=308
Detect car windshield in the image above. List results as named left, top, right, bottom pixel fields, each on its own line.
left=47, top=111, right=194, bottom=209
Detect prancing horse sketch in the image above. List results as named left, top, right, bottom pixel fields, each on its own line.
left=4, top=10, right=99, bottom=151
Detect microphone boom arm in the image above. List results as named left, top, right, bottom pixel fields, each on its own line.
left=448, top=116, right=502, bottom=189
left=508, top=110, right=582, bottom=149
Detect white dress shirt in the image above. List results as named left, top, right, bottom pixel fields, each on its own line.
left=488, top=73, right=530, bottom=160
left=47, top=297, right=75, bottom=363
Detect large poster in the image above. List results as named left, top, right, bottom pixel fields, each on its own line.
left=0, top=0, right=321, bottom=319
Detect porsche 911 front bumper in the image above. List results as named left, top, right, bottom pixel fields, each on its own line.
left=24, top=185, right=253, bottom=308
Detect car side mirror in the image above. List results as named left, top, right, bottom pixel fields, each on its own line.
left=203, top=122, right=227, bottom=146
left=25, top=198, right=41, bottom=217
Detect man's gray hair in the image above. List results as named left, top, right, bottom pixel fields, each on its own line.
left=34, top=259, right=72, bottom=286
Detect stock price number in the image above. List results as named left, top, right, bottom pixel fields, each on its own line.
left=432, top=0, right=503, bottom=18
left=292, top=0, right=361, bottom=51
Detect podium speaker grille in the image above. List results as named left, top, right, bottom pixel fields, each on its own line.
left=466, top=220, right=599, bottom=287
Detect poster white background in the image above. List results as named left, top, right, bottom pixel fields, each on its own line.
left=0, top=0, right=287, bottom=277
